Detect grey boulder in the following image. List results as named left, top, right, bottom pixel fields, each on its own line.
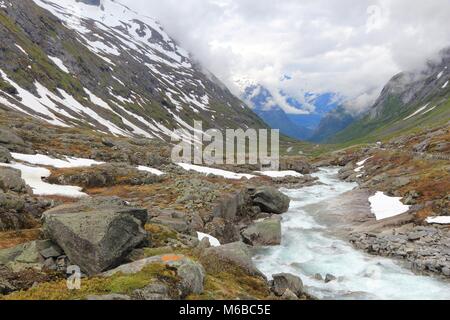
left=0, top=146, right=12, bottom=163
left=104, top=254, right=205, bottom=298
left=241, top=216, right=282, bottom=246
left=203, top=241, right=264, bottom=277
left=272, top=273, right=304, bottom=297
left=42, top=200, right=148, bottom=275
left=0, top=167, right=28, bottom=193
left=251, top=187, right=290, bottom=214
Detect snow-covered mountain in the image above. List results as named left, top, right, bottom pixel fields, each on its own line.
left=240, top=83, right=343, bottom=140
left=0, top=0, right=266, bottom=140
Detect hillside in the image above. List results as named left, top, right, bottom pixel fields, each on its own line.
left=0, top=0, right=267, bottom=141
left=329, top=49, right=450, bottom=144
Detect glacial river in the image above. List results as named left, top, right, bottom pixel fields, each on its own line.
left=253, top=167, right=450, bottom=300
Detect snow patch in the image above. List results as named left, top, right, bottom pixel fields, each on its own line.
left=48, top=56, right=70, bottom=73
left=443, top=81, right=448, bottom=89
left=197, top=232, right=221, bottom=247
left=426, top=216, right=450, bottom=225
left=403, top=103, right=430, bottom=120
left=369, top=192, right=410, bottom=220
left=137, top=165, right=165, bottom=176
left=255, top=170, right=303, bottom=178
left=11, top=152, right=103, bottom=168
left=177, top=163, right=255, bottom=180
left=0, top=162, right=87, bottom=197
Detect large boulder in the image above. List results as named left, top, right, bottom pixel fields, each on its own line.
left=42, top=198, right=148, bottom=275
left=271, top=273, right=304, bottom=297
left=0, top=128, right=25, bottom=147
left=104, top=254, right=205, bottom=298
left=0, top=146, right=12, bottom=163
left=250, top=187, right=290, bottom=214
left=241, top=216, right=282, bottom=246
left=0, top=167, right=28, bottom=193
left=203, top=241, right=264, bottom=277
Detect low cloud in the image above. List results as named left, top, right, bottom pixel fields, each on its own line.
left=123, top=0, right=450, bottom=114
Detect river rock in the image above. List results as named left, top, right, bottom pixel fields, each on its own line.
left=42, top=198, right=148, bottom=275
left=250, top=187, right=290, bottom=214
left=280, top=288, right=299, bottom=300
left=325, top=274, right=337, bottom=283
left=241, top=216, right=282, bottom=246
left=272, top=273, right=304, bottom=296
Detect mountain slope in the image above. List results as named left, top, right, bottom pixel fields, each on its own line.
left=309, top=105, right=355, bottom=143
left=0, top=0, right=267, bottom=141
left=330, top=49, right=450, bottom=144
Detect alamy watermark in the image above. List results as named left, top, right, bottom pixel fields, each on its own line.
left=171, top=121, right=280, bottom=170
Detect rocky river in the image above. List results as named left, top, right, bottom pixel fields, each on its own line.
left=253, top=167, right=450, bottom=300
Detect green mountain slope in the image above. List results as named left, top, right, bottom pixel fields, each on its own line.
left=329, top=49, right=450, bottom=145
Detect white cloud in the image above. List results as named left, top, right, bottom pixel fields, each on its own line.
left=121, top=0, right=450, bottom=113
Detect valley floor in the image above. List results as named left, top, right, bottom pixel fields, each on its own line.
left=0, top=110, right=449, bottom=300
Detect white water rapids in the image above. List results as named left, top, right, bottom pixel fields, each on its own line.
left=253, top=167, right=450, bottom=300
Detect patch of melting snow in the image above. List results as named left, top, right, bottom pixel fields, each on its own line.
left=403, top=103, right=430, bottom=120
left=0, top=162, right=87, bottom=197
left=177, top=163, right=255, bottom=180
left=48, top=56, right=70, bottom=73
left=197, top=232, right=221, bottom=247
left=369, top=192, right=410, bottom=220
left=15, top=44, right=28, bottom=56
left=443, top=81, right=449, bottom=89
left=255, top=171, right=303, bottom=178
left=426, top=216, right=450, bottom=225
left=137, top=166, right=165, bottom=176
left=11, top=153, right=103, bottom=168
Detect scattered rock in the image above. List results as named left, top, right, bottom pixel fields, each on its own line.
left=103, top=254, right=205, bottom=298
left=0, top=167, right=28, bottom=193
left=250, top=187, right=290, bottom=214
left=314, top=273, right=323, bottom=281
left=241, top=216, right=282, bottom=246
left=325, top=274, right=337, bottom=283
left=271, top=273, right=303, bottom=297
left=42, top=198, right=148, bottom=275
left=0, top=146, right=12, bottom=163
left=203, top=242, right=264, bottom=277
left=0, top=240, right=55, bottom=272
left=280, top=288, right=299, bottom=300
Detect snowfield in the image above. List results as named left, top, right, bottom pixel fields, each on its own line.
left=197, top=232, right=221, bottom=247
left=137, top=166, right=165, bottom=176
left=426, top=216, right=450, bottom=225
left=11, top=153, right=104, bottom=168
left=255, top=170, right=303, bottom=178
left=0, top=162, right=87, bottom=197
left=369, top=192, right=410, bottom=220
left=177, top=163, right=256, bottom=180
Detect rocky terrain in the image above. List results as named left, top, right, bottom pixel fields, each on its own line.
left=0, top=108, right=321, bottom=300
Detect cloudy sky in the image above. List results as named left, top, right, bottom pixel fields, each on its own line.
left=122, top=0, right=450, bottom=113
